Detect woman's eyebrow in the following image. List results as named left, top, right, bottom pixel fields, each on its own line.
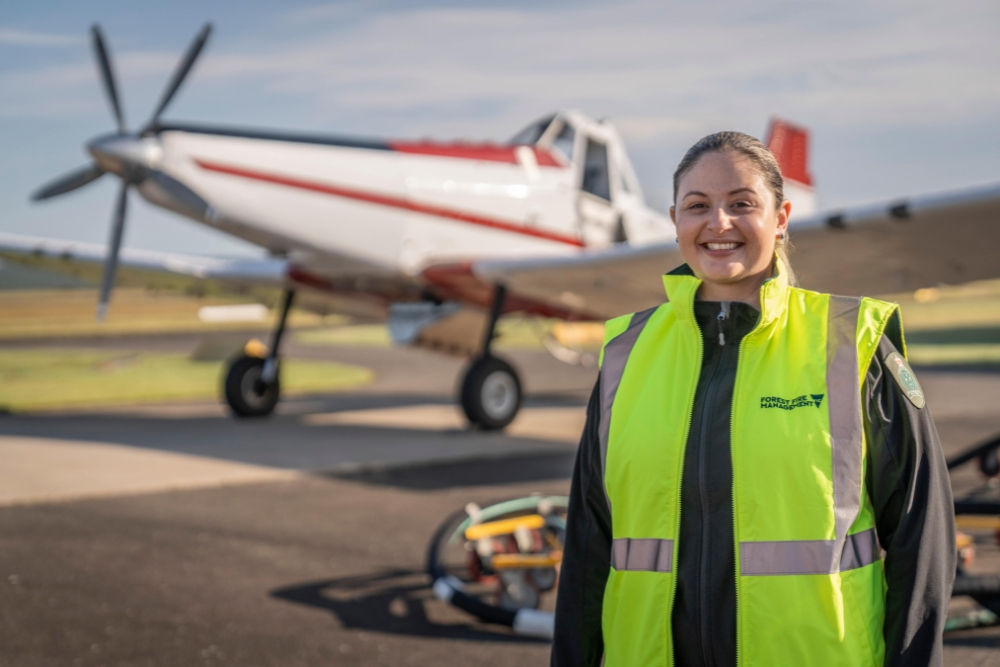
left=728, top=187, right=755, bottom=196
left=681, top=191, right=707, bottom=200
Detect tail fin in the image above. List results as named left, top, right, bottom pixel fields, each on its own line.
left=765, top=117, right=815, bottom=218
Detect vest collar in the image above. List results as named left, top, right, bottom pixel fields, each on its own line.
left=661, top=256, right=791, bottom=329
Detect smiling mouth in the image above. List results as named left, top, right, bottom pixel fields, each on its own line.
left=702, top=242, right=743, bottom=251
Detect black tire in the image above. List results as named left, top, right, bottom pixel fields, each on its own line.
left=460, top=355, right=521, bottom=430
left=979, top=447, right=1000, bottom=477
left=223, top=354, right=280, bottom=417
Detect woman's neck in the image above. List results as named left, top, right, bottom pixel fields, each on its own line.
left=696, top=268, right=770, bottom=307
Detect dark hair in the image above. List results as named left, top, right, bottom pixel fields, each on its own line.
left=672, top=130, right=783, bottom=205
left=672, top=131, right=794, bottom=281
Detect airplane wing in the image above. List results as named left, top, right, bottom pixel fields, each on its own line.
left=0, top=232, right=288, bottom=287
left=469, top=182, right=1000, bottom=321
left=0, top=232, right=399, bottom=321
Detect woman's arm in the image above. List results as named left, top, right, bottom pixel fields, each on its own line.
left=551, top=379, right=612, bottom=667
left=864, top=335, right=956, bottom=667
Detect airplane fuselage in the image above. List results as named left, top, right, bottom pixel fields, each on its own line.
left=89, top=112, right=675, bottom=296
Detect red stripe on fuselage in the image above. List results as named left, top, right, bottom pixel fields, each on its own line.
left=389, top=141, right=563, bottom=167
left=193, top=159, right=584, bottom=248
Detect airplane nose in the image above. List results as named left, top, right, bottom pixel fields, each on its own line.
left=87, top=133, right=163, bottom=179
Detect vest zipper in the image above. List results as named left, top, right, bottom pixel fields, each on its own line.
left=718, top=301, right=730, bottom=346
left=695, top=303, right=731, bottom=667
left=669, top=297, right=704, bottom=667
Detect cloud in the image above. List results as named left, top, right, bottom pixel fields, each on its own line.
left=183, top=0, right=1000, bottom=137
left=2, top=1, right=998, bottom=137
left=0, top=28, right=85, bottom=47
left=0, top=51, right=181, bottom=119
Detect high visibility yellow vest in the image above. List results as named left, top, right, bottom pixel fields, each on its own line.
left=599, top=261, right=902, bottom=666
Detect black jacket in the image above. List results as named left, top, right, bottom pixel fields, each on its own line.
left=551, top=300, right=956, bottom=667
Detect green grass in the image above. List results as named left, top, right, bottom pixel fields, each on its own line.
left=891, top=279, right=1000, bottom=366
left=0, top=288, right=343, bottom=341
left=0, top=350, right=373, bottom=412
left=907, top=344, right=1000, bottom=366
left=295, top=325, right=392, bottom=347
left=295, top=317, right=553, bottom=349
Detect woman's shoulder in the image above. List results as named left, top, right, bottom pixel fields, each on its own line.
left=788, top=285, right=900, bottom=312
left=602, top=303, right=669, bottom=346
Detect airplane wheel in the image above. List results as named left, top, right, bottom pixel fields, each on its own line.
left=224, top=354, right=280, bottom=417
left=460, top=355, right=521, bottom=430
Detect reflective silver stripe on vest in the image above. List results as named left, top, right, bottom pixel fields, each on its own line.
left=611, top=538, right=674, bottom=572
left=827, top=296, right=865, bottom=575
left=599, top=307, right=657, bottom=494
left=739, top=528, right=882, bottom=576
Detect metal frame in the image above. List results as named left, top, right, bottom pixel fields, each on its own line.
left=481, top=283, right=507, bottom=356
left=258, top=288, right=295, bottom=388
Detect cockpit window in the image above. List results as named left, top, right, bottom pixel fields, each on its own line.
left=551, top=122, right=576, bottom=161
left=581, top=138, right=611, bottom=201
left=507, top=114, right=555, bottom=145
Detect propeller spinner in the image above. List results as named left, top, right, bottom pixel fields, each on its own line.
left=31, top=23, right=213, bottom=319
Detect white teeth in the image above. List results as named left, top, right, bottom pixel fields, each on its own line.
left=705, top=242, right=740, bottom=250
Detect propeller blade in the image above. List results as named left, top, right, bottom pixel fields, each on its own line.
left=91, top=25, right=126, bottom=132
left=31, top=164, right=106, bottom=201
left=97, top=183, right=129, bottom=321
left=145, top=23, right=212, bottom=129
left=148, top=171, right=211, bottom=218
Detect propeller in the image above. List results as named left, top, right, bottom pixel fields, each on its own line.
left=145, top=23, right=212, bottom=132
left=98, top=183, right=129, bottom=321
left=91, top=25, right=126, bottom=133
left=29, top=23, right=213, bottom=320
left=31, top=164, right=106, bottom=202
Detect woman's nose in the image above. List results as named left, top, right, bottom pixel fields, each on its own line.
left=707, top=207, right=734, bottom=232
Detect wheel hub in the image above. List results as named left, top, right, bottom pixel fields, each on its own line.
left=240, top=365, right=270, bottom=407
left=481, top=370, right=517, bottom=421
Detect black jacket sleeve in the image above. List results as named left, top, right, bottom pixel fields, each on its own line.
left=865, top=335, right=956, bottom=667
left=551, top=379, right=610, bottom=667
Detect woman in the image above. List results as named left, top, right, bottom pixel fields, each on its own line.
left=551, top=132, right=955, bottom=667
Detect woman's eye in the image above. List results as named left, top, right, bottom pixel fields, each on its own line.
left=686, top=202, right=707, bottom=210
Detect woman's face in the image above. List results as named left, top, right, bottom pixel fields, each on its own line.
left=671, top=151, right=790, bottom=293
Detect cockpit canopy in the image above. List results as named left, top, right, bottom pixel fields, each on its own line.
left=507, top=111, right=642, bottom=209
left=507, top=114, right=556, bottom=146
left=508, top=113, right=578, bottom=163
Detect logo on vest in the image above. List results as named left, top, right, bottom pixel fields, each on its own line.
left=760, top=394, right=825, bottom=410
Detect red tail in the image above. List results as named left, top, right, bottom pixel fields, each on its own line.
left=765, top=118, right=812, bottom=187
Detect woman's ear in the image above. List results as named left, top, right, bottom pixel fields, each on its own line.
left=669, top=205, right=676, bottom=224
left=777, top=199, right=792, bottom=235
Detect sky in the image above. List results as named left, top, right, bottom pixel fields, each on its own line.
left=2, top=0, right=999, bottom=258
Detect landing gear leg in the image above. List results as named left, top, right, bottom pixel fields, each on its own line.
left=224, top=289, right=295, bottom=417
left=459, top=284, right=522, bottom=430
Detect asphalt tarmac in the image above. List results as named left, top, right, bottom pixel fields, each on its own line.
left=1, top=334, right=999, bottom=666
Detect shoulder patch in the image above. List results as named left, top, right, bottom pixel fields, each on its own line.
left=885, top=351, right=925, bottom=409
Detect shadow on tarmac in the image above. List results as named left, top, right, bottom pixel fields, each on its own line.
left=326, top=451, right=575, bottom=489
left=270, top=569, right=547, bottom=644
left=0, top=393, right=581, bottom=472
left=944, top=634, right=1000, bottom=648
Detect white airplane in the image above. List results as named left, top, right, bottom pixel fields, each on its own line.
left=5, top=24, right=1000, bottom=428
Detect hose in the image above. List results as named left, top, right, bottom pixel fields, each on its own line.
left=426, top=495, right=568, bottom=639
